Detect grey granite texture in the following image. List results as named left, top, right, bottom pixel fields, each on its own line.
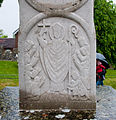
left=96, top=86, right=116, bottom=120
left=19, top=0, right=96, bottom=109
left=0, top=86, right=116, bottom=120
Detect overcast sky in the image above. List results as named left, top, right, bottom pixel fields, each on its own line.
left=0, top=0, right=116, bottom=38
left=0, top=0, right=19, bottom=37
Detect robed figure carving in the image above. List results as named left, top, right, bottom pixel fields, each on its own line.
left=19, top=0, right=96, bottom=110
left=36, top=22, right=90, bottom=99
left=37, top=23, right=69, bottom=93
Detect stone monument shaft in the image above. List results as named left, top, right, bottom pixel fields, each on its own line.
left=19, top=0, right=96, bottom=110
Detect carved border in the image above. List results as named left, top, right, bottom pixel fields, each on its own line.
left=25, top=0, right=88, bottom=13
left=19, top=12, right=96, bottom=97
left=20, top=13, right=92, bottom=40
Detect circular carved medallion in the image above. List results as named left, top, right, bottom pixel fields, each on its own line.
left=25, top=0, right=88, bottom=12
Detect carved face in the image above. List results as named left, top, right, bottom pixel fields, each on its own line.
left=53, top=24, right=63, bottom=39
left=49, top=23, right=65, bottom=40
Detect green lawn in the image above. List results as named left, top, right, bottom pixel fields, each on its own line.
left=0, top=61, right=18, bottom=74
left=0, top=61, right=116, bottom=90
left=104, top=69, right=116, bottom=89
left=0, top=61, right=19, bottom=90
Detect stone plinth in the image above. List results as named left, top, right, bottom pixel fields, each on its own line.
left=18, top=0, right=96, bottom=110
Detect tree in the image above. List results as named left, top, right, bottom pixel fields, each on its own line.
left=94, top=0, right=116, bottom=68
left=0, top=0, right=3, bottom=7
left=0, top=29, right=8, bottom=38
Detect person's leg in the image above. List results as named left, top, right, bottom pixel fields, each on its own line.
left=101, top=80, right=104, bottom=86
left=96, top=75, right=100, bottom=86
left=96, top=80, right=100, bottom=86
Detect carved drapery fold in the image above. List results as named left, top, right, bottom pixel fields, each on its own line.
left=23, top=17, right=91, bottom=100
left=19, top=0, right=96, bottom=110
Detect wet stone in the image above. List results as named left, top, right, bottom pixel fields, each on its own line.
left=19, top=0, right=96, bottom=110
left=0, top=86, right=116, bottom=119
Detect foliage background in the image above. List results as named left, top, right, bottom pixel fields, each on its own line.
left=0, top=29, right=8, bottom=38
left=94, top=0, right=116, bottom=68
left=0, top=0, right=3, bottom=7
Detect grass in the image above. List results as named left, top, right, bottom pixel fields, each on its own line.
left=105, top=69, right=116, bottom=77
left=0, top=61, right=18, bottom=74
left=0, top=79, right=18, bottom=90
left=104, top=69, right=116, bottom=89
left=0, top=61, right=19, bottom=90
left=104, top=78, right=116, bottom=89
left=0, top=61, right=116, bottom=90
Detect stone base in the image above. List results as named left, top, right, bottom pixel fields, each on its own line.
left=20, top=101, right=96, bottom=110
left=1, top=86, right=116, bottom=119
left=20, top=110, right=95, bottom=119
left=20, top=90, right=96, bottom=110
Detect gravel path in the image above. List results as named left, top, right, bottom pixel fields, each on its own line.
left=0, top=87, right=20, bottom=120
left=96, top=86, right=116, bottom=120
left=0, top=86, right=116, bottom=120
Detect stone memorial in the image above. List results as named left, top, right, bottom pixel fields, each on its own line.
left=19, top=0, right=96, bottom=110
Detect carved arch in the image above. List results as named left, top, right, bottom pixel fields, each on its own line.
left=19, top=12, right=95, bottom=92
left=20, top=13, right=93, bottom=42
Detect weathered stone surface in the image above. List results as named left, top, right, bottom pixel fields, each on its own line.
left=19, top=0, right=96, bottom=109
left=0, top=86, right=116, bottom=119
left=25, top=0, right=88, bottom=13
left=96, top=86, right=116, bottom=120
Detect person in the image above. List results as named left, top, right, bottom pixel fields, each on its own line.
left=96, top=59, right=106, bottom=86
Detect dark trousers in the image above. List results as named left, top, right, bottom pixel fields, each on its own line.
left=96, top=75, right=104, bottom=86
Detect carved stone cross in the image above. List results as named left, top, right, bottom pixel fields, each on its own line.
left=19, top=0, right=96, bottom=110
left=38, top=19, right=50, bottom=28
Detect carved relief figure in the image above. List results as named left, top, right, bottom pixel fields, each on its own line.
left=37, top=22, right=69, bottom=93
left=24, top=39, right=47, bottom=95
left=67, top=25, right=90, bottom=100
left=24, top=20, right=90, bottom=100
